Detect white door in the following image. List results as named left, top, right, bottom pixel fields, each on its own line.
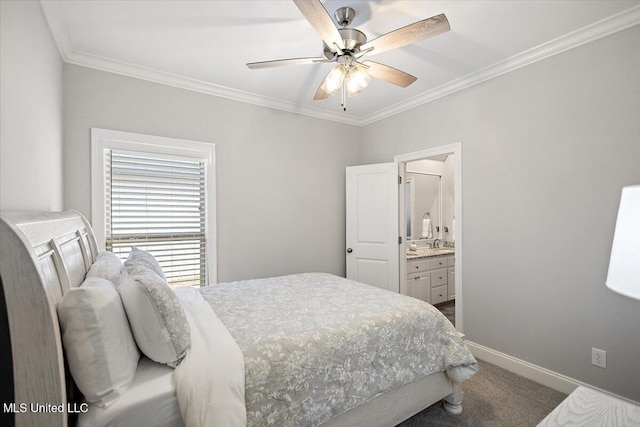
left=346, top=163, right=399, bottom=293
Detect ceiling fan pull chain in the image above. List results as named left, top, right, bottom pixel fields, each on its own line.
left=341, top=83, right=346, bottom=111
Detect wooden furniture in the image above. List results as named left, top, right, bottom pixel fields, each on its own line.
left=407, top=254, right=455, bottom=304
left=1, top=211, right=97, bottom=427
left=1, top=210, right=463, bottom=427
left=538, top=386, right=640, bottom=426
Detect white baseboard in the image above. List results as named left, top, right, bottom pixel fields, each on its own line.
left=465, top=340, right=640, bottom=406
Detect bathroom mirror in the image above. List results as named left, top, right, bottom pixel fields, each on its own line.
left=405, top=173, right=441, bottom=241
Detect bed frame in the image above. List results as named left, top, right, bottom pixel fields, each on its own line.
left=0, top=210, right=462, bottom=427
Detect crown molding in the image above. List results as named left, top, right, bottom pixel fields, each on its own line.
left=40, top=0, right=74, bottom=60
left=359, top=5, right=640, bottom=126
left=64, top=49, right=363, bottom=126
left=42, top=2, right=640, bottom=127
left=40, top=0, right=361, bottom=126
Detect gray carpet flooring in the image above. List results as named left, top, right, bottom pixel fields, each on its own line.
left=397, top=360, right=567, bottom=427
left=436, top=301, right=456, bottom=326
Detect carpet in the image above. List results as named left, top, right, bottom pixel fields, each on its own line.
left=397, top=360, right=567, bottom=426
left=436, top=301, right=455, bottom=326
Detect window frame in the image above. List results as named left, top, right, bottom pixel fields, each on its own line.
left=91, top=128, right=217, bottom=285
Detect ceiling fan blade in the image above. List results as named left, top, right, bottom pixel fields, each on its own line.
left=361, top=61, right=417, bottom=88
left=314, top=86, right=331, bottom=100
left=246, top=57, right=330, bottom=70
left=360, top=14, right=450, bottom=56
left=313, top=68, right=335, bottom=100
left=293, top=0, right=345, bottom=51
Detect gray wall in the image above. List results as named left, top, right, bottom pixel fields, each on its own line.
left=0, top=3, right=64, bottom=423
left=0, top=1, right=63, bottom=211
left=63, top=65, right=361, bottom=282
left=360, top=26, right=640, bottom=401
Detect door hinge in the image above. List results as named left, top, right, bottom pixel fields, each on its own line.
left=398, top=236, right=402, bottom=244
left=398, top=176, right=402, bottom=184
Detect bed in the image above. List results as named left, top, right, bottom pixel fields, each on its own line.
left=0, top=210, right=477, bottom=427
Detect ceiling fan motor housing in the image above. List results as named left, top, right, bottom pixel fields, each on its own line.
left=323, top=28, right=367, bottom=59
left=334, top=7, right=355, bottom=27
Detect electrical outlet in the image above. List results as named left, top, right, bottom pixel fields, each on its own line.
left=592, top=348, right=607, bottom=368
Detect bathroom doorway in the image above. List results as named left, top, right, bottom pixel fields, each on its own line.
left=395, top=143, right=462, bottom=331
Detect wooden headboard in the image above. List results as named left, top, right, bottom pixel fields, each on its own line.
left=0, top=211, right=97, bottom=427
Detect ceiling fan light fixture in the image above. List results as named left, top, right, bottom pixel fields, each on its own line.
left=249, top=1, right=451, bottom=110
left=322, top=64, right=347, bottom=95
left=346, top=67, right=370, bottom=97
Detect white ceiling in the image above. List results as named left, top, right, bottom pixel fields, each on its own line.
left=42, top=0, right=640, bottom=125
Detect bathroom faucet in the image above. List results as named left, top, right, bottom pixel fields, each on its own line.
left=433, top=239, right=442, bottom=248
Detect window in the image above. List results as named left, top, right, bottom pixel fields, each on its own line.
left=91, top=128, right=216, bottom=286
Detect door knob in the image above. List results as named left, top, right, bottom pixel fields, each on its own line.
left=346, top=248, right=353, bottom=253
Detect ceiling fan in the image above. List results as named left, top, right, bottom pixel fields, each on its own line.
left=246, top=0, right=450, bottom=111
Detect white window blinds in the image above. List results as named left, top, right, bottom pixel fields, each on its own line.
left=105, top=149, right=207, bottom=286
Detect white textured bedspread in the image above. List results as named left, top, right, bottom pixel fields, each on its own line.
left=199, top=273, right=477, bottom=427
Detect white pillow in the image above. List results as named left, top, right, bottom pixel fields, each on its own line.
left=86, top=251, right=123, bottom=286
left=57, top=277, right=140, bottom=407
left=124, top=246, right=166, bottom=281
left=118, top=266, right=190, bottom=367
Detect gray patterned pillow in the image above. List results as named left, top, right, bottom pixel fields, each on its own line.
left=118, top=265, right=190, bottom=367
left=124, top=246, right=167, bottom=282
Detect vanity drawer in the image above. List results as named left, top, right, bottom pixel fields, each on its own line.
left=408, top=259, right=431, bottom=273
left=430, top=268, right=448, bottom=287
left=407, top=273, right=430, bottom=302
left=430, top=257, right=448, bottom=269
left=408, top=272, right=431, bottom=283
left=447, top=256, right=455, bottom=267
left=431, top=285, right=448, bottom=305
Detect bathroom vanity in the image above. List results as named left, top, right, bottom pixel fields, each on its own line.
left=406, top=249, right=455, bottom=305
left=402, top=156, right=456, bottom=306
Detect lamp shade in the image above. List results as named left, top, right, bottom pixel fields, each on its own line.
left=606, top=185, right=640, bottom=300
left=346, top=67, right=370, bottom=97
left=322, top=65, right=346, bottom=95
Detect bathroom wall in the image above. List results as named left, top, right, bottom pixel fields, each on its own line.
left=406, top=159, right=444, bottom=175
